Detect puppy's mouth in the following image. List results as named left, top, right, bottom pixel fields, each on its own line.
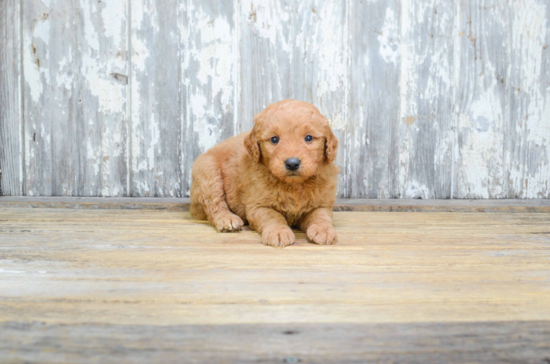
left=286, top=172, right=301, bottom=177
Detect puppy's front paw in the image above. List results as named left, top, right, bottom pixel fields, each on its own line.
left=262, top=225, right=295, bottom=248
left=306, top=224, right=338, bottom=245
left=213, top=212, right=244, bottom=232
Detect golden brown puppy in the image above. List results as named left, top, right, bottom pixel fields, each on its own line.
left=190, top=99, right=338, bottom=248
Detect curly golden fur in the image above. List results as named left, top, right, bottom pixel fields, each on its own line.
left=190, top=99, right=339, bottom=248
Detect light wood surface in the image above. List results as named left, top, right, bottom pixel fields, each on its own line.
left=1, top=207, right=550, bottom=361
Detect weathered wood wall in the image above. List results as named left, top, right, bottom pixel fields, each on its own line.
left=1, top=0, right=549, bottom=198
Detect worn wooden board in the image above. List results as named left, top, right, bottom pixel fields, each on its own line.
left=455, top=0, right=509, bottom=199
left=2, top=196, right=550, bottom=212
left=21, top=0, right=129, bottom=197
left=76, top=0, right=129, bottom=197
left=2, top=321, right=550, bottom=363
left=345, top=0, right=400, bottom=198
left=0, top=0, right=22, bottom=196
left=22, top=0, right=71, bottom=196
left=2, top=0, right=550, bottom=198
left=508, top=0, right=550, bottom=198
left=1, top=208, right=550, bottom=361
left=130, top=0, right=182, bottom=197
left=183, top=0, right=237, bottom=197
left=399, top=0, right=455, bottom=199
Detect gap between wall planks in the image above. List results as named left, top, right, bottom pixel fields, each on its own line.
left=0, top=0, right=549, bottom=199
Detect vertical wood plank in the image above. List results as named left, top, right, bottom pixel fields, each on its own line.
left=23, top=0, right=75, bottom=196
left=131, top=0, right=184, bottom=197
left=346, top=0, right=400, bottom=198
left=22, top=0, right=129, bottom=196
left=182, top=0, right=237, bottom=197
left=75, top=0, right=129, bottom=196
left=239, top=0, right=347, bottom=193
left=454, top=0, right=509, bottom=198
left=398, top=0, right=455, bottom=199
left=9, top=0, right=550, bottom=199
left=508, top=0, right=550, bottom=198
left=0, top=0, right=23, bottom=196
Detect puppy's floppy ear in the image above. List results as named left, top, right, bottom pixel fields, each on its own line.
left=324, top=125, right=338, bottom=163
left=244, top=128, right=260, bottom=163
left=245, top=104, right=276, bottom=163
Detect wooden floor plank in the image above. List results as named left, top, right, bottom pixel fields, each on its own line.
left=2, top=196, right=550, bottom=212
left=2, top=321, right=550, bottom=364
left=1, top=208, right=549, bottom=361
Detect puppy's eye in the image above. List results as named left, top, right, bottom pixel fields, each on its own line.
left=270, top=136, right=279, bottom=144
left=305, top=135, right=313, bottom=143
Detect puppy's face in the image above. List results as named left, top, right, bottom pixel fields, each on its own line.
left=245, top=100, right=337, bottom=184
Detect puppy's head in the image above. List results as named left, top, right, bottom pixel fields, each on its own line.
left=245, top=100, right=338, bottom=183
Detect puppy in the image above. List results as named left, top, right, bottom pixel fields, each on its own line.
left=190, top=99, right=339, bottom=248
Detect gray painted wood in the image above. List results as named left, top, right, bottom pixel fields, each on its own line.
left=0, top=0, right=22, bottom=196
left=22, top=0, right=69, bottom=196
left=398, top=0, right=455, bottom=199
left=183, top=0, right=237, bottom=197
left=508, top=0, right=550, bottom=198
left=455, top=0, right=509, bottom=199
left=76, top=0, right=129, bottom=197
left=130, top=0, right=183, bottom=197
left=1, top=0, right=550, bottom=198
left=346, top=0, right=400, bottom=199
left=21, top=0, right=128, bottom=197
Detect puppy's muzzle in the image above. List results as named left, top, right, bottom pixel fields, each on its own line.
left=285, top=158, right=301, bottom=171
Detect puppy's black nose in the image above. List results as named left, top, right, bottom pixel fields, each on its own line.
left=285, top=158, right=301, bottom=171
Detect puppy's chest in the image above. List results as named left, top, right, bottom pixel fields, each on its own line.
left=270, top=189, right=320, bottom=222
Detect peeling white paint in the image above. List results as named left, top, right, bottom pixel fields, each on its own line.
left=406, top=183, right=430, bottom=199
left=186, top=3, right=235, bottom=153
left=509, top=0, right=550, bottom=198
left=131, top=34, right=150, bottom=72
left=148, top=111, right=159, bottom=171
left=101, top=1, right=126, bottom=47
left=378, top=7, right=399, bottom=64
left=81, top=1, right=100, bottom=51
left=241, top=0, right=292, bottom=54
left=6, top=0, right=550, bottom=199
left=87, top=138, right=100, bottom=177
left=23, top=35, right=43, bottom=103
left=23, top=11, right=52, bottom=105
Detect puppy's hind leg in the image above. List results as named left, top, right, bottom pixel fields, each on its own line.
left=190, top=154, right=244, bottom=232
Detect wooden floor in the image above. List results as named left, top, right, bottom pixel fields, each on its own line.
left=1, top=206, right=550, bottom=363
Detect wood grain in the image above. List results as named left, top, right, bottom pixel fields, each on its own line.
left=22, top=0, right=72, bottom=196
left=21, top=0, right=129, bottom=197
left=1, top=0, right=550, bottom=198
left=455, top=0, right=509, bottom=199
left=76, top=0, right=129, bottom=197
left=345, top=0, right=400, bottom=198
left=130, top=0, right=182, bottom=197
left=2, top=321, right=549, bottom=363
left=508, top=0, right=550, bottom=198
left=1, top=207, right=549, bottom=361
left=183, top=0, right=237, bottom=197
left=0, top=0, right=22, bottom=196
left=399, top=0, right=455, bottom=199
